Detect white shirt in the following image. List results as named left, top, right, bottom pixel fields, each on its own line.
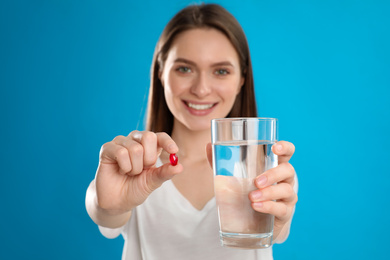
left=99, top=159, right=297, bottom=260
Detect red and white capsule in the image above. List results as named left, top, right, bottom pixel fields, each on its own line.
left=169, top=153, right=178, bottom=166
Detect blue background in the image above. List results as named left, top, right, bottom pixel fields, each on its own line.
left=1, top=0, right=389, bottom=259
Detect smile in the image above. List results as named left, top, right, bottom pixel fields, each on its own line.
left=187, top=102, right=215, bottom=110
left=183, top=100, right=218, bottom=116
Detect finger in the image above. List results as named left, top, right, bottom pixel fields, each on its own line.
left=131, top=131, right=178, bottom=153
left=99, top=141, right=132, bottom=174
left=129, top=131, right=179, bottom=168
left=128, top=130, right=143, bottom=142
left=156, top=132, right=178, bottom=154
left=272, top=141, right=295, bottom=164
left=128, top=131, right=158, bottom=168
left=252, top=201, right=291, bottom=220
left=249, top=182, right=296, bottom=204
left=126, top=140, right=144, bottom=175
left=147, top=162, right=184, bottom=192
left=206, top=142, right=212, bottom=168
left=255, top=162, right=295, bottom=189
left=127, top=131, right=156, bottom=168
left=114, top=135, right=144, bottom=175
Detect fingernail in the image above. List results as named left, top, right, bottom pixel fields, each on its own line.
left=256, top=176, right=267, bottom=188
left=252, top=191, right=262, bottom=201
left=254, top=202, right=263, bottom=209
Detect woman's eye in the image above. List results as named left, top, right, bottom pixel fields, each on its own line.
left=177, top=67, right=191, bottom=73
left=215, top=69, right=229, bottom=75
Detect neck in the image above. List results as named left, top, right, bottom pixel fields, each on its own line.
left=170, top=120, right=211, bottom=162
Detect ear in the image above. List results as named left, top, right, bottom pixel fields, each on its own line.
left=237, top=76, right=245, bottom=95
left=158, top=70, right=164, bottom=87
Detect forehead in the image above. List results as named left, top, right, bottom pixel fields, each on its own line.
left=166, top=28, right=240, bottom=64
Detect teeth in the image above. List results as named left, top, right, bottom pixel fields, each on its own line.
left=188, top=102, right=214, bottom=110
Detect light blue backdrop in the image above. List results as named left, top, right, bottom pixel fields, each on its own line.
left=1, top=0, right=389, bottom=259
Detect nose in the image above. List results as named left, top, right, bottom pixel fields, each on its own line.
left=190, top=72, right=211, bottom=98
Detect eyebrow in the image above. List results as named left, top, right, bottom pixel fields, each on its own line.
left=174, top=58, right=235, bottom=67
left=174, top=58, right=196, bottom=66
left=212, top=61, right=235, bottom=67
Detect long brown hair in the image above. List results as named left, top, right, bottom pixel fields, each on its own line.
left=146, top=3, right=257, bottom=135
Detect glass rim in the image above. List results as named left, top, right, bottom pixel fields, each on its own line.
left=211, top=117, right=278, bottom=122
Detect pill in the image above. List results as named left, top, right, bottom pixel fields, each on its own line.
left=169, top=153, right=178, bottom=166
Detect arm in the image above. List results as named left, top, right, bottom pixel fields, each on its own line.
left=85, top=179, right=132, bottom=228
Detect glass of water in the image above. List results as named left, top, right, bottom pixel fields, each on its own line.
left=211, top=117, right=278, bottom=249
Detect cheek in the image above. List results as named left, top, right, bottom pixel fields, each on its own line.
left=165, top=75, right=191, bottom=97
left=218, top=81, right=241, bottom=100
left=163, top=78, right=187, bottom=110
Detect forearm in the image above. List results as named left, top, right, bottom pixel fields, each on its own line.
left=85, top=180, right=132, bottom=228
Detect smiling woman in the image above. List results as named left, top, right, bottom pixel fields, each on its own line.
left=160, top=28, right=244, bottom=130
left=147, top=4, right=258, bottom=135
left=85, top=3, right=298, bottom=260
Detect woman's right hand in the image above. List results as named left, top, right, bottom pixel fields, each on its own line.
left=95, top=131, right=183, bottom=215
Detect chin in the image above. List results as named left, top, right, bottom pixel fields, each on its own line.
left=186, top=122, right=212, bottom=132
left=178, top=117, right=213, bottom=132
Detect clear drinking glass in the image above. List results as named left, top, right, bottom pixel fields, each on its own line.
left=211, top=117, right=278, bottom=249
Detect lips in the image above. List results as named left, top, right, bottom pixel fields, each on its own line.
left=187, top=102, right=214, bottom=110
left=183, top=100, right=217, bottom=116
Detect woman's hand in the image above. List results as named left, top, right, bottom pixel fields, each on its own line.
left=206, top=141, right=297, bottom=241
left=95, top=131, right=183, bottom=215
left=248, top=141, right=298, bottom=242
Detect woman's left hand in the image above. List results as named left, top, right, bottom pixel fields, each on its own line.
left=248, top=141, right=298, bottom=243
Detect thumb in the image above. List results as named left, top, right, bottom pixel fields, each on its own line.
left=147, top=163, right=183, bottom=191
left=206, top=143, right=213, bottom=168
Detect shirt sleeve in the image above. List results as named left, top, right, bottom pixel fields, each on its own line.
left=98, top=225, right=124, bottom=239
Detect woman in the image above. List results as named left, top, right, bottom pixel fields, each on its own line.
left=86, top=3, right=298, bottom=260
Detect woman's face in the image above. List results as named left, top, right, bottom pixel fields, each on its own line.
left=160, top=28, right=244, bottom=132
